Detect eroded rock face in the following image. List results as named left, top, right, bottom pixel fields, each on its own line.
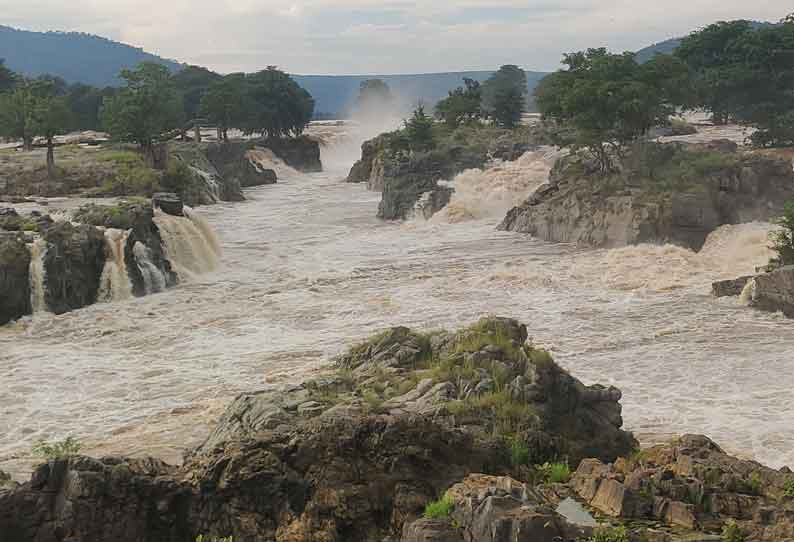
left=749, top=265, right=794, bottom=317
left=153, top=192, right=184, bottom=216
left=0, top=232, right=31, bottom=324
left=124, top=208, right=178, bottom=297
left=571, top=435, right=794, bottom=541
left=500, top=144, right=794, bottom=250
left=206, top=142, right=278, bottom=190
left=42, top=222, right=106, bottom=315
left=264, top=136, right=322, bottom=173
left=712, top=276, right=753, bottom=298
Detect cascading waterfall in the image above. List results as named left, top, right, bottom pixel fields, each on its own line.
left=739, top=277, right=758, bottom=305
left=132, top=241, right=167, bottom=295
left=98, top=228, right=133, bottom=302
left=153, top=207, right=222, bottom=281
left=28, top=238, right=48, bottom=313
left=189, top=166, right=221, bottom=202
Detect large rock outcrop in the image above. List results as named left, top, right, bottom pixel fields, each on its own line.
left=0, top=318, right=635, bottom=542
left=206, top=142, right=278, bottom=189
left=0, top=232, right=31, bottom=324
left=746, top=266, right=794, bottom=317
left=263, top=136, right=322, bottom=173
left=42, top=222, right=106, bottom=315
left=124, top=207, right=178, bottom=297
left=500, top=142, right=794, bottom=250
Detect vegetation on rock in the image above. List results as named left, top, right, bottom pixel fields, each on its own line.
left=768, top=201, right=794, bottom=270
left=423, top=494, right=455, bottom=519
left=481, top=64, right=527, bottom=129
left=31, top=437, right=82, bottom=460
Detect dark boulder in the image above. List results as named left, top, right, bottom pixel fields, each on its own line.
left=712, top=276, right=753, bottom=297
left=263, top=135, right=322, bottom=172
left=748, top=266, right=794, bottom=317
left=124, top=208, right=178, bottom=297
left=42, top=222, right=106, bottom=315
left=0, top=232, right=31, bottom=324
left=0, top=208, right=21, bottom=231
left=152, top=192, right=184, bottom=217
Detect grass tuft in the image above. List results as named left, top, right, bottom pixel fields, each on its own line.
left=424, top=494, right=455, bottom=519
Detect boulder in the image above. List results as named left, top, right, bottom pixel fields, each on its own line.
left=152, top=192, right=184, bottom=217
left=0, top=232, right=31, bottom=324
left=0, top=207, right=21, bottom=231
left=263, top=135, right=322, bottom=172
left=124, top=208, right=178, bottom=297
left=748, top=266, right=794, bottom=317
left=712, top=276, right=753, bottom=298
left=42, top=222, right=106, bottom=315
left=500, top=143, right=794, bottom=251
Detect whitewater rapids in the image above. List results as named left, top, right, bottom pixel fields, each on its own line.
left=1, top=144, right=792, bottom=478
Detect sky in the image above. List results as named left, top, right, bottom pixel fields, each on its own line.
left=1, top=0, right=791, bottom=75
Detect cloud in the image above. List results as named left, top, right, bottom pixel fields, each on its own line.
left=0, top=0, right=790, bottom=74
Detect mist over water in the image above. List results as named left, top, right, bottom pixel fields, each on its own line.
left=1, top=129, right=793, bottom=479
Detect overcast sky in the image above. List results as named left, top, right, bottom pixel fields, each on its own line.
left=1, top=1, right=791, bottom=74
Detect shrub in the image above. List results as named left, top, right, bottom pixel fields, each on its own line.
left=32, top=436, right=82, bottom=460
left=722, top=519, right=746, bottom=542
left=769, top=201, right=794, bottom=270
left=160, top=160, right=195, bottom=196
left=535, top=463, right=571, bottom=484
left=424, top=494, right=455, bottom=519
left=536, top=461, right=571, bottom=484
left=588, top=525, right=629, bottom=542
left=509, top=438, right=530, bottom=467
left=747, top=472, right=763, bottom=496
left=195, top=536, right=233, bottom=542
left=783, top=479, right=794, bottom=498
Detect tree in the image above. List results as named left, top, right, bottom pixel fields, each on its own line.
left=172, top=65, right=223, bottom=121
left=199, top=73, right=247, bottom=142
left=0, top=59, right=16, bottom=93
left=402, top=104, right=435, bottom=151
left=676, top=19, right=794, bottom=146
left=0, top=79, right=38, bottom=150
left=769, top=201, right=794, bottom=270
left=481, top=65, right=527, bottom=128
left=435, top=78, right=482, bottom=128
left=354, top=78, right=394, bottom=116
left=241, top=67, right=314, bottom=139
left=535, top=48, right=688, bottom=172
left=100, top=62, right=183, bottom=168
left=32, top=93, right=72, bottom=179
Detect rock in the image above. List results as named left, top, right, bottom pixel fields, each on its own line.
left=42, top=222, right=106, bottom=315
left=347, top=135, right=387, bottom=190
left=402, top=474, right=591, bottom=542
left=124, top=208, right=178, bottom=297
left=0, top=232, right=31, bottom=324
left=0, top=207, right=21, bottom=231
left=263, top=135, right=322, bottom=172
left=712, top=276, right=753, bottom=297
left=500, top=143, right=794, bottom=251
left=242, top=152, right=278, bottom=186
left=205, top=142, right=278, bottom=192
left=749, top=265, right=794, bottom=317
left=171, top=142, right=246, bottom=204
left=152, top=192, right=184, bottom=217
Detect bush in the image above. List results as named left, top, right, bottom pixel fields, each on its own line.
left=769, top=201, right=794, bottom=270
left=536, top=461, right=571, bottom=484
left=160, top=160, right=195, bottom=196
left=195, top=536, right=233, bottom=542
left=669, top=117, right=698, bottom=135
left=424, top=494, right=455, bottom=519
left=588, top=525, right=629, bottom=542
left=32, top=437, right=82, bottom=460
left=509, top=439, right=530, bottom=467
left=783, top=479, right=794, bottom=498
left=722, top=519, right=746, bottom=542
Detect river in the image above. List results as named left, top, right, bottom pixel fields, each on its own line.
left=1, top=136, right=792, bottom=478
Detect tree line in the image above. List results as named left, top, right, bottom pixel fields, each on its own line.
left=0, top=60, right=314, bottom=174
left=534, top=15, right=794, bottom=172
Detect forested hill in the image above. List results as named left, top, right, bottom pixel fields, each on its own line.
left=0, top=25, right=182, bottom=86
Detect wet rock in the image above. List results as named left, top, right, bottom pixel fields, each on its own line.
left=42, top=222, right=106, bottom=315
left=0, top=232, right=31, bottom=324
left=124, top=208, right=178, bottom=297
left=500, top=143, right=794, bottom=251
left=712, top=276, right=753, bottom=297
left=749, top=265, right=794, bottom=317
left=0, top=207, right=21, bottom=231
left=263, top=135, right=322, bottom=172
left=152, top=192, right=184, bottom=217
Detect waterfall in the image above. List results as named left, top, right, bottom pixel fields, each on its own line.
left=28, top=238, right=48, bottom=313
left=739, top=278, right=757, bottom=305
left=153, top=207, right=222, bottom=281
left=189, top=165, right=221, bottom=202
left=98, top=228, right=133, bottom=302
left=133, top=241, right=167, bottom=295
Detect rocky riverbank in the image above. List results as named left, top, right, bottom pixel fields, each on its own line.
left=499, top=141, right=794, bottom=251
left=2, top=317, right=790, bottom=541
left=347, top=126, right=541, bottom=220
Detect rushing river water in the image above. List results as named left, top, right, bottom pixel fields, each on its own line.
left=1, top=139, right=793, bottom=478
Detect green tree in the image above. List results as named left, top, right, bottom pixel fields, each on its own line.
left=32, top=93, right=72, bottom=179
left=199, top=73, right=247, bottom=142
left=769, top=202, right=794, bottom=270
left=241, top=67, right=314, bottom=139
left=481, top=65, right=527, bottom=128
left=0, top=79, right=38, bottom=150
left=435, top=78, right=483, bottom=128
left=535, top=48, right=688, bottom=172
left=172, top=65, right=223, bottom=121
left=403, top=104, right=435, bottom=151
left=100, top=62, right=183, bottom=168
left=0, top=59, right=17, bottom=93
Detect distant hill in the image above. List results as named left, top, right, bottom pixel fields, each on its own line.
left=0, top=25, right=182, bottom=87
left=0, top=24, right=539, bottom=116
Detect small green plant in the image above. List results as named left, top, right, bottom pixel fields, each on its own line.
left=722, top=519, right=746, bottom=542
left=536, top=461, right=571, bottom=484
left=195, top=536, right=233, bottom=542
left=588, top=525, right=629, bottom=542
left=783, top=478, right=794, bottom=498
left=769, top=201, right=794, bottom=270
left=509, top=438, right=530, bottom=467
left=747, top=472, right=763, bottom=496
left=31, top=436, right=82, bottom=460
left=424, top=494, right=455, bottom=519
